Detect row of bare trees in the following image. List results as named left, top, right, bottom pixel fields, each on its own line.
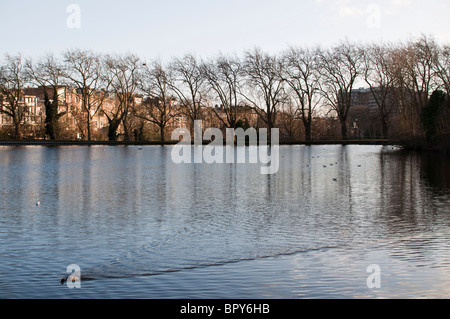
left=1, top=35, right=449, bottom=142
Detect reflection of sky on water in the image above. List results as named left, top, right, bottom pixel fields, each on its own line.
left=0, top=145, right=449, bottom=298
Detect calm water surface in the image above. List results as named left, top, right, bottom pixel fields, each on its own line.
left=0, top=145, right=449, bottom=299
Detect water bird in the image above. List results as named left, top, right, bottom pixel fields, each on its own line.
left=358, top=164, right=362, bottom=167
left=35, top=201, right=40, bottom=206
left=60, top=273, right=81, bottom=285
left=323, top=165, right=327, bottom=168
left=332, top=178, right=338, bottom=182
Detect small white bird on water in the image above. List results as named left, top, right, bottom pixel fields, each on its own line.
left=35, top=200, right=40, bottom=206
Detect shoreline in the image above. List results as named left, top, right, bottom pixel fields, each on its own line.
left=0, top=139, right=393, bottom=146
left=3, top=139, right=449, bottom=156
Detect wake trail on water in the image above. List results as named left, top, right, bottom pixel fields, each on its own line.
left=60, top=245, right=342, bottom=283
left=60, top=225, right=450, bottom=284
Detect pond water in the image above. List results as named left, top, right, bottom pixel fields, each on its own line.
left=0, top=144, right=449, bottom=299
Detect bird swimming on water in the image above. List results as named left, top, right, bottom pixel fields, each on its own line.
left=60, top=273, right=81, bottom=285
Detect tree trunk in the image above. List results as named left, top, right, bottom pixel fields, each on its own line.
left=45, top=99, right=55, bottom=140
left=303, top=119, right=312, bottom=141
left=44, top=89, right=60, bottom=140
left=381, top=116, right=389, bottom=139
left=340, top=120, right=348, bottom=140
left=86, top=112, right=91, bottom=141
left=14, top=121, right=21, bottom=140
left=266, top=110, right=276, bottom=145
left=160, top=125, right=165, bottom=143
left=108, top=118, right=121, bottom=141
left=122, top=119, right=130, bottom=142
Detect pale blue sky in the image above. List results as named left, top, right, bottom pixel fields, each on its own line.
left=1, top=0, right=450, bottom=60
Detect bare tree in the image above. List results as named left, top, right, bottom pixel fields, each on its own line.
left=135, top=60, right=178, bottom=142
left=408, top=35, right=438, bottom=108
left=240, top=47, right=286, bottom=138
left=63, top=49, right=111, bottom=141
left=316, top=41, right=362, bottom=140
left=277, top=99, right=303, bottom=141
left=361, top=43, right=397, bottom=138
left=200, top=54, right=244, bottom=129
left=0, top=54, right=28, bottom=139
left=281, top=46, right=321, bottom=141
left=25, top=54, right=67, bottom=140
left=390, top=36, right=438, bottom=136
left=104, top=53, right=141, bottom=141
left=169, top=54, right=205, bottom=133
left=389, top=45, right=415, bottom=135
left=434, top=44, right=450, bottom=96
